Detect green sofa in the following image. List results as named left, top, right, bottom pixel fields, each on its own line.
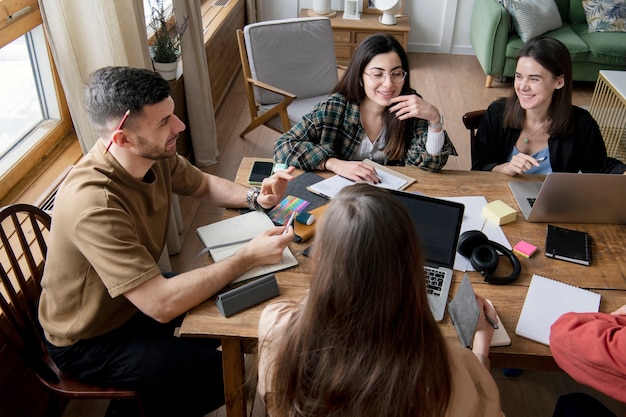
left=470, top=0, right=626, bottom=87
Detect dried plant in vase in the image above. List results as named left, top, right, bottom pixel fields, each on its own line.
left=148, top=0, right=188, bottom=79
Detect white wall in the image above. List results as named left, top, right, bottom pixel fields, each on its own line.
left=257, top=0, right=476, bottom=55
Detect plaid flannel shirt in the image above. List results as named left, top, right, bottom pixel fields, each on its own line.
left=273, top=92, right=457, bottom=171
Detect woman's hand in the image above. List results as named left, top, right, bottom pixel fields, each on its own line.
left=388, top=94, right=441, bottom=127
left=325, top=158, right=381, bottom=184
left=494, top=153, right=543, bottom=176
left=611, top=304, right=626, bottom=316
left=472, top=295, right=497, bottom=368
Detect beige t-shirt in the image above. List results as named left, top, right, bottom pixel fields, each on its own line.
left=39, top=141, right=203, bottom=347
left=258, top=301, right=504, bottom=417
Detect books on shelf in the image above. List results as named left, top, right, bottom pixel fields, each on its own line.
left=196, top=211, right=298, bottom=284
left=545, top=225, right=592, bottom=266
left=515, top=274, right=601, bottom=345
left=307, top=159, right=416, bottom=199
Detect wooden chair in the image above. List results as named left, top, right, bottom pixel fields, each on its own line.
left=236, top=17, right=340, bottom=138
left=462, top=109, right=486, bottom=166
left=0, top=204, right=146, bottom=417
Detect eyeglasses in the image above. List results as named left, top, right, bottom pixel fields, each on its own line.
left=363, top=69, right=407, bottom=84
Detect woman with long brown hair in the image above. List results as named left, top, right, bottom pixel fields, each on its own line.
left=257, top=184, right=502, bottom=417
left=273, top=34, right=457, bottom=184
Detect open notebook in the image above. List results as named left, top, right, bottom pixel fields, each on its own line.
left=196, top=211, right=298, bottom=284
left=307, top=159, right=416, bottom=199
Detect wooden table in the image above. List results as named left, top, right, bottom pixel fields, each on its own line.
left=181, top=158, right=626, bottom=417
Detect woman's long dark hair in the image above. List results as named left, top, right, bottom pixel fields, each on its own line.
left=333, top=34, right=413, bottom=161
left=268, top=184, right=453, bottom=417
left=503, top=37, right=574, bottom=137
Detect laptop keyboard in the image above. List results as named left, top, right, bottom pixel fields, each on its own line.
left=527, top=197, right=536, bottom=207
left=425, top=266, right=445, bottom=297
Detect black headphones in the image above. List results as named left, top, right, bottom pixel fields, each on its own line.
left=457, top=230, right=521, bottom=285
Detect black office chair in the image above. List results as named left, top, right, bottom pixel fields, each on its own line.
left=462, top=109, right=486, bottom=166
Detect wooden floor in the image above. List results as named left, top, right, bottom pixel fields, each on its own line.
left=63, top=53, right=625, bottom=417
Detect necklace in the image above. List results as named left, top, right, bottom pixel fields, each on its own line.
left=522, top=120, right=549, bottom=144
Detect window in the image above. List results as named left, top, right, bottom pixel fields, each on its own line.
left=0, top=26, right=59, bottom=167
left=0, top=1, right=71, bottom=200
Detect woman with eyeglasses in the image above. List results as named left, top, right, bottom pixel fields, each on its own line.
left=273, top=33, right=457, bottom=184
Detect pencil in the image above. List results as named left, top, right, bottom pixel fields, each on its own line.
left=104, top=109, right=130, bottom=154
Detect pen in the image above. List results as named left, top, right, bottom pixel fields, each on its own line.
left=485, top=314, right=499, bottom=330
left=536, top=156, right=547, bottom=163
left=282, top=211, right=296, bottom=235
left=193, top=238, right=253, bottom=259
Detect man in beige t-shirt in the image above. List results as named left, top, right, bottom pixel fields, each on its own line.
left=39, top=66, right=294, bottom=417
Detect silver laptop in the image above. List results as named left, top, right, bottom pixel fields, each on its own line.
left=509, top=172, right=626, bottom=224
left=388, top=190, right=465, bottom=321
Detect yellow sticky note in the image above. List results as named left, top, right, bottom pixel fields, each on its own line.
left=482, top=200, right=517, bottom=225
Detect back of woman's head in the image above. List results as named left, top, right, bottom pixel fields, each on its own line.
left=271, top=184, right=452, bottom=417
left=334, top=33, right=412, bottom=101
left=311, top=184, right=427, bottom=325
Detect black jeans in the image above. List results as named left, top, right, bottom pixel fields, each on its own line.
left=47, top=312, right=224, bottom=417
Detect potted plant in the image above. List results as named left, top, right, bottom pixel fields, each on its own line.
left=148, top=0, right=188, bottom=80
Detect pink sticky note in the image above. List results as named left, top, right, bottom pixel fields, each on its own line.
left=513, top=240, right=537, bottom=258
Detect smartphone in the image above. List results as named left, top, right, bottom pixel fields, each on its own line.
left=248, top=161, right=274, bottom=185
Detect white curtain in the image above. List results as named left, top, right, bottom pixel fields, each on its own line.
left=173, top=0, right=219, bottom=166
left=39, top=0, right=151, bottom=153
left=246, top=0, right=258, bottom=23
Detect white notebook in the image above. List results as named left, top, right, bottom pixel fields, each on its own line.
left=515, top=274, right=601, bottom=345
left=196, top=210, right=298, bottom=284
left=307, top=159, right=415, bottom=199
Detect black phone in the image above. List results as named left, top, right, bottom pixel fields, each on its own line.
left=248, top=161, right=274, bottom=185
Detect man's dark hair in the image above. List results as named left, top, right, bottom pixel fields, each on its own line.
left=84, top=66, right=171, bottom=134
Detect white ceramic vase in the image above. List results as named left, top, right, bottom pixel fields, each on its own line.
left=153, top=59, right=179, bottom=81
left=312, top=0, right=332, bottom=15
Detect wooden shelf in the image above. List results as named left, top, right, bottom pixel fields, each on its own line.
left=300, top=9, right=411, bottom=65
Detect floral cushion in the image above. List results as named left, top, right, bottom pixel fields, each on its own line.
left=508, top=0, right=563, bottom=42
left=583, top=0, right=626, bottom=32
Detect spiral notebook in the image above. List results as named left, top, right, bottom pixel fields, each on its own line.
left=545, top=225, right=592, bottom=266
left=515, top=274, right=601, bottom=345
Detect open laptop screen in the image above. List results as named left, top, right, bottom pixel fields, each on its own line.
left=388, top=190, right=465, bottom=268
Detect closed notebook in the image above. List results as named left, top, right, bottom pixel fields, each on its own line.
left=545, top=225, right=592, bottom=266
left=515, top=274, right=600, bottom=345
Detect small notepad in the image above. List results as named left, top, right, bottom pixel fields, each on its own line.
left=515, top=274, right=601, bottom=345
left=545, top=225, right=592, bottom=266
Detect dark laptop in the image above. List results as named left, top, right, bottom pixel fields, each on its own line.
left=388, top=190, right=465, bottom=321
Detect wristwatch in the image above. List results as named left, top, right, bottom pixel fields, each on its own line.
left=246, top=187, right=261, bottom=211
left=429, top=114, right=444, bottom=130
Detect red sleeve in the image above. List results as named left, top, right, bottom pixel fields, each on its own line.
left=549, top=312, right=626, bottom=403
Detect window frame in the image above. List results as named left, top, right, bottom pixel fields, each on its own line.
left=0, top=0, right=72, bottom=200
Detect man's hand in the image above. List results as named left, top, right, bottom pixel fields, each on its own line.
left=236, top=226, right=294, bottom=268
left=256, top=167, right=295, bottom=209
